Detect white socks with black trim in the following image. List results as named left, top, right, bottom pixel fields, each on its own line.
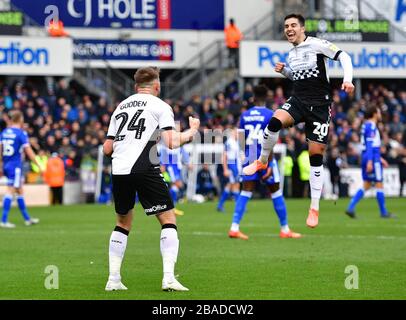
left=160, top=225, right=179, bottom=283
left=310, top=165, right=324, bottom=211
left=108, top=227, right=129, bottom=282
left=260, top=127, right=279, bottom=164
left=108, top=225, right=180, bottom=284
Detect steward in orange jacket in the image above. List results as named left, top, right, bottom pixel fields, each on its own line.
left=44, top=153, right=65, bottom=205
left=224, top=18, right=243, bottom=68
left=224, top=19, right=243, bottom=49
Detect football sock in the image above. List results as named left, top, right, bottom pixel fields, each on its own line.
left=170, top=186, right=179, bottom=204
left=231, top=191, right=252, bottom=229
left=217, top=187, right=230, bottom=209
left=17, top=196, right=30, bottom=221
left=281, top=225, right=290, bottom=232
left=108, top=226, right=129, bottom=281
left=259, top=127, right=279, bottom=164
left=376, top=188, right=388, bottom=216
left=347, top=188, right=364, bottom=212
left=232, top=191, right=240, bottom=199
left=160, top=224, right=179, bottom=282
left=2, top=194, right=13, bottom=223
left=310, top=165, right=324, bottom=211
left=259, top=118, right=282, bottom=164
left=271, top=189, right=288, bottom=227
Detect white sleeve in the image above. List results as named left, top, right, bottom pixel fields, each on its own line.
left=314, top=38, right=342, bottom=61
left=338, top=51, right=353, bottom=83
left=281, top=65, right=294, bottom=80
left=159, top=104, right=176, bottom=130
left=106, top=114, right=117, bottom=139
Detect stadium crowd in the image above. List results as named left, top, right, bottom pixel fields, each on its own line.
left=164, top=80, right=406, bottom=197
left=0, top=78, right=114, bottom=182
left=0, top=77, right=405, bottom=197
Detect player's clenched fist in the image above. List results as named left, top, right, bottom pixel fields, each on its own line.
left=189, top=116, right=200, bottom=130
left=341, top=81, right=355, bottom=94
left=274, top=62, right=285, bottom=73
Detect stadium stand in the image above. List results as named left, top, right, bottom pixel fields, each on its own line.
left=0, top=76, right=405, bottom=199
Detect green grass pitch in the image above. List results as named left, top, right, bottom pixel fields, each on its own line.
left=0, top=198, right=405, bottom=300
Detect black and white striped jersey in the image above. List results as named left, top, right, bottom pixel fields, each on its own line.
left=107, top=93, right=175, bottom=175
left=285, top=36, right=342, bottom=106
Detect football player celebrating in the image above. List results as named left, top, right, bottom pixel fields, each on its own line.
left=243, top=14, right=354, bottom=228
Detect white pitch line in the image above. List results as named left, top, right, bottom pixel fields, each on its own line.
left=190, top=231, right=406, bottom=240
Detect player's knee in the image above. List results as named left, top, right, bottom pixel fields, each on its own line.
left=116, top=211, right=133, bottom=229
left=309, top=142, right=326, bottom=155
left=268, top=183, right=280, bottom=194
left=309, top=154, right=323, bottom=167
left=158, top=209, right=177, bottom=225
left=375, top=182, right=383, bottom=189
left=267, top=117, right=282, bottom=133
left=242, top=181, right=255, bottom=192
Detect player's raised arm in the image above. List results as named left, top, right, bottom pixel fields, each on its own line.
left=316, top=39, right=354, bottom=93
left=338, top=52, right=354, bottom=93
left=275, top=62, right=294, bottom=81
left=161, top=116, right=200, bottom=150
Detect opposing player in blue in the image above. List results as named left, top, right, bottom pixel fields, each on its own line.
left=159, top=140, right=190, bottom=216
left=228, top=85, right=301, bottom=240
left=217, top=128, right=241, bottom=212
left=0, top=111, right=43, bottom=228
left=346, top=106, right=395, bottom=218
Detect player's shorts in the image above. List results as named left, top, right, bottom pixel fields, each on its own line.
left=112, top=168, right=174, bottom=215
left=242, top=158, right=280, bottom=185
left=362, top=159, right=383, bottom=182
left=227, top=164, right=240, bottom=184
left=4, top=166, right=23, bottom=188
left=279, top=96, right=331, bottom=145
left=166, top=165, right=182, bottom=182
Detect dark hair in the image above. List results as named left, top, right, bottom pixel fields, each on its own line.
left=230, top=18, right=234, bottom=25
left=134, top=67, right=160, bottom=86
left=253, top=84, right=268, bottom=101
left=364, top=105, right=379, bottom=119
left=284, top=13, right=305, bottom=26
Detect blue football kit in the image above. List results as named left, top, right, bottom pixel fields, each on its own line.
left=1, top=127, right=33, bottom=224
left=229, top=106, right=289, bottom=229
left=347, top=120, right=390, bottom=217
left=0, top=127, right=29, bottom=188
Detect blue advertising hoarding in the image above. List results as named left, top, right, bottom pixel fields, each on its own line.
left=73, top=39, right=173, bottom=61
left=0, top=36, right=73, bottom=75
left=240, top=40, right=406, bottom=78
left=11, top=0, right=224, bottom=30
